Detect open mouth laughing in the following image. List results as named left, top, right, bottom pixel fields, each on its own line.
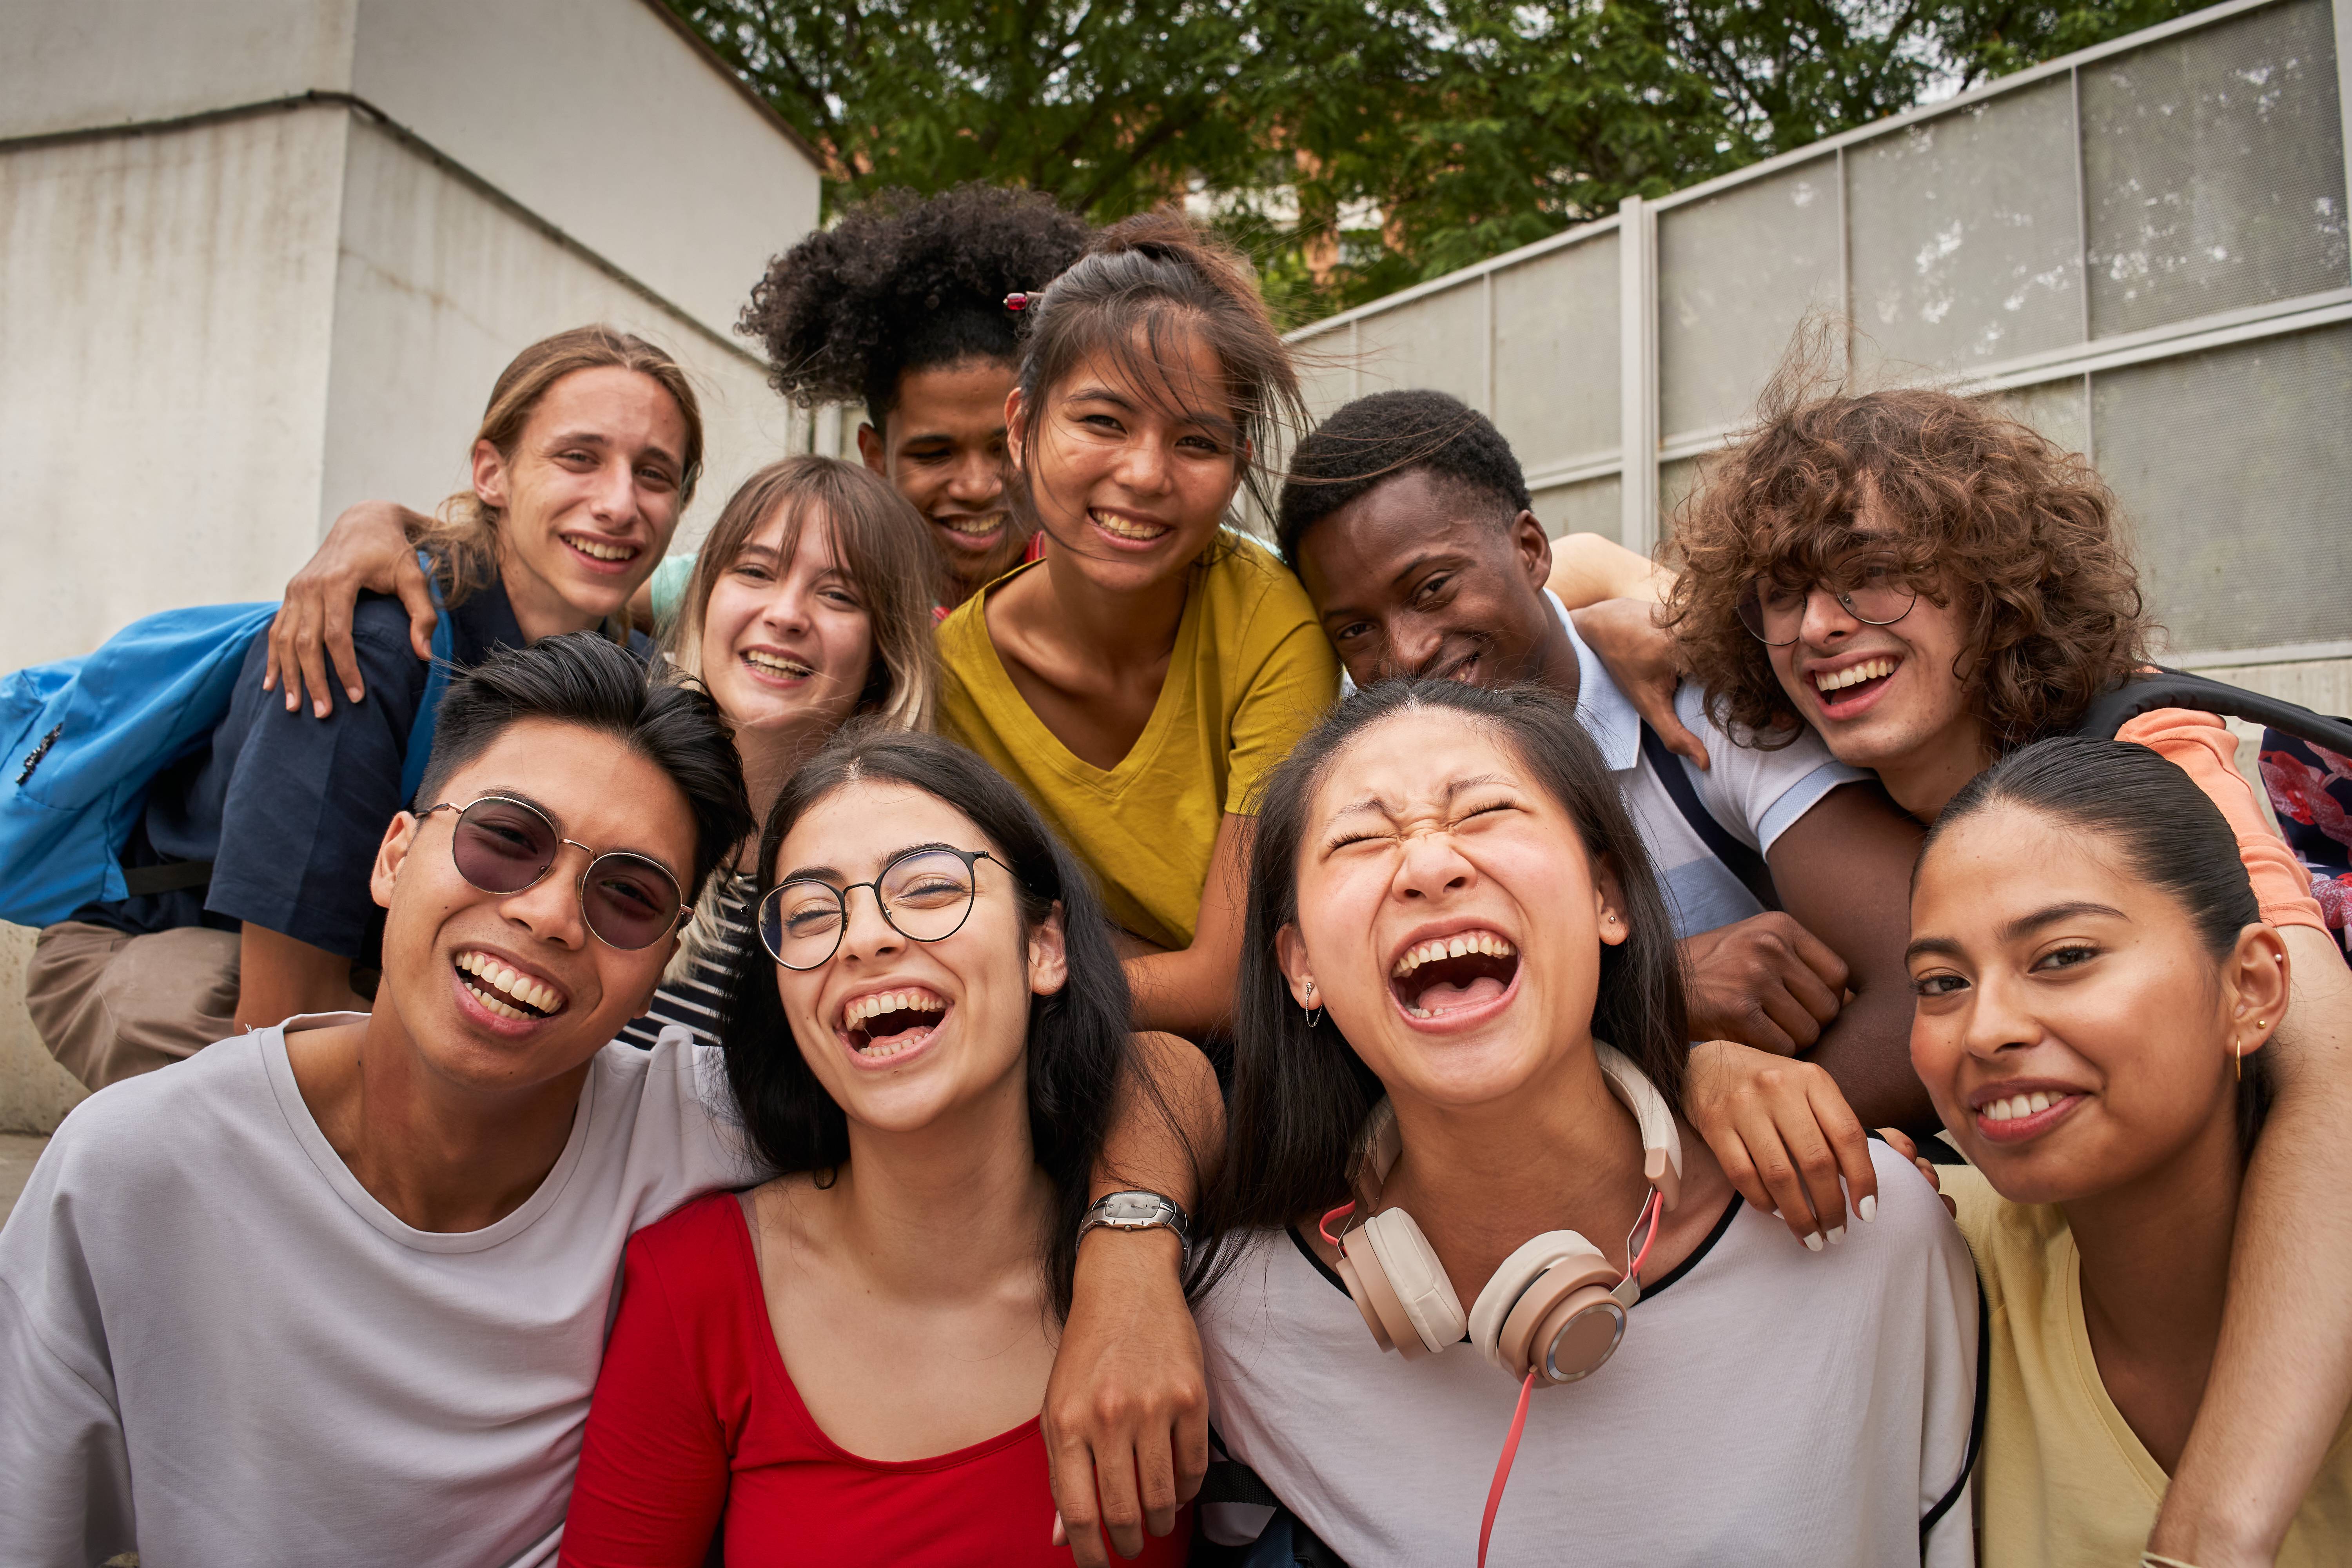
left=1809, top=655, right=1900, bottom=717
left=837, top=986, right=950, bottom=1061
left=453, top=949, right=568, bottom=1023
left=1088, top=508, right=1172, bottom=546
left=1389, top=931, right=1520, bottom=1020
left=934, top=513, right=1008, bottom=548
left=1968, top=1082, right=2086, bottom=1144
left=742, top=648, right=815, bottom=682
left=561, top=534, right=641, bottom=572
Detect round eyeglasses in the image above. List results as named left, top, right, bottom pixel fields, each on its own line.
left=759, top=846, right=1001, bottom=971
left=1736, top=553, right=1918, bottom=647
left=419, top=796, right=687, bottom=951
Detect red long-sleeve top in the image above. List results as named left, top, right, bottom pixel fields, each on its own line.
left=561, top=1191, right=1188, bottom=1567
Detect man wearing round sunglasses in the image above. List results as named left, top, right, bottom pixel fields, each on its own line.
left=1657, top=379, right=2352, bottom=1568
left=0, top=633, right=760, bottom=1567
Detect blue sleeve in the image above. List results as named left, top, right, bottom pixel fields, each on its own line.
left=201, top=599, right=427, bottom=959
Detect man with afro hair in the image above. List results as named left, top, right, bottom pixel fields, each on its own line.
left=1279, top=387, right=1939, bottom=1239
left=741, top=183, right=1092, bottom=607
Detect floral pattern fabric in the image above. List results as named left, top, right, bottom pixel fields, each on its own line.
left=2262, top=729, right=2352, bottom=952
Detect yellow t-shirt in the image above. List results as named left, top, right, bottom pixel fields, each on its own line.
left=1946, top=1165, right=2352, bottom=1566
left=935, top=534, right=1339, bottom=949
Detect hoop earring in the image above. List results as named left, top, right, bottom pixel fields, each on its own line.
left=2235, top=1035, right=2243, bottom=1081
left=1302, top=979, right=1322, bottom=1030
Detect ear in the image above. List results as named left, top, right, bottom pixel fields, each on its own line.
left=371, top=811, right=424, bottom=912
left=1274, top=921, right=1318, bottom=1009
left=855, top=422, right=887, bottom=476
left=1592, top=854, right=1631, bottom=948
left=470, top=438, right=510, bottom=512
left=1004, top=387, right=1029, bottom=473
left=1027, top=900, right=1070, bottom=998
left=2225, top=922, right=2293, bottom=1059
left=1512, top=510, right=1554, bottom=595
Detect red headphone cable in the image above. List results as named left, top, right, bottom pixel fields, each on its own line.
left=1477, top=1190, right=1662, bottom=1566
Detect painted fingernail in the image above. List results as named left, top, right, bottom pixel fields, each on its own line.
left=1804, top=1231, right=1824, bottom=1252
left=1826, top=1225, right=1844, bottom=1245
left=1857, top=1195, right=1878, bottom=1223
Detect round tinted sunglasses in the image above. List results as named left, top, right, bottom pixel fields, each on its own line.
left=419, top=796, right=687, bottom=951
left=759, top=846, right=1000, bottom=971
left=1736, top=553, right=1918, bottom=647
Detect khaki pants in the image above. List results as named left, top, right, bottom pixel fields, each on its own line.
left=26, top=921, right=240, bottom=1091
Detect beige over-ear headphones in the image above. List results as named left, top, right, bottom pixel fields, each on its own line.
left=1325, top=1043, right=1681, bottom=1386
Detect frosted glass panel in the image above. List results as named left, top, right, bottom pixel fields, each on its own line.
left=1982, top=375, right=2091, bottom=460
left=1492, top=233, right=1621, bottom=473
left=1659, top=157, right=1842, bottom=438
left=1847, top=78, right=2085, bottom=371
left=1531, top=475, right=1624, bottom=545
left=2095, top=323, right=2352, bottom=653
left=2082, top=0, right=2348, bottom=336
left=1355, top=281, right=1487, bottom=410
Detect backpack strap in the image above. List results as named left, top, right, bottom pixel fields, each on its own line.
left=2077, top=668, right=2352, bottom=755
left=1639, top=720, right=1779, bottom=912
left=397, top=552, right=457, bottom=808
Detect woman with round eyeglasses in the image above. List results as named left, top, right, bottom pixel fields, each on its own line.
left=558, top=727, right=1191, bottom=1567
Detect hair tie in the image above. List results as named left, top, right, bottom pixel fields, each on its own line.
left=1004, top=291, right=1040, bottom=312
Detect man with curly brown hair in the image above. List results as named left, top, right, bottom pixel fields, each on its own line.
left=1651, top=374, right=2352, bottom=1568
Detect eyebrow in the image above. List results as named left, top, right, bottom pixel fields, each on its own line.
left=1905, top=899, right=2127, bottom=962
left=1328, top=773, right=1514, bottom=822
left=778, top=841, right=967, bottom=884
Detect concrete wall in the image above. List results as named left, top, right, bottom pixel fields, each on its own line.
left=0, top=0, right=820, bottom=1129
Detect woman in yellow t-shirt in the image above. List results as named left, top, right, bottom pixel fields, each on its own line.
left=1906, top=735, right=2352, bottom=1567
left=935, top=212, right=1339, bottom=1038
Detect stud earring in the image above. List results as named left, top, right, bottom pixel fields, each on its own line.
left=1302, top=978, right=1322, bottom=1029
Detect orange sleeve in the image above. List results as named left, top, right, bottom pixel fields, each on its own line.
left=2118, top=708, right=2327, bottom=933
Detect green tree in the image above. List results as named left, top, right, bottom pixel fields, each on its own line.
left=670, top=0, right=2202, bottom=321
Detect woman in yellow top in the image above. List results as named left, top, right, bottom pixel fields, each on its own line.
left=1905, top=735, right=2350, bottom=1567
left=935, top=212, right=1339, bottom=1038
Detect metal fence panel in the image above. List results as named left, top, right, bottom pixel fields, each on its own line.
left=1492, top=232, right=1621, bottom=474
left=1847, top=77, right=2086, bottom=372
left=2083, top=0, right=2349, bottom=335
left=2095, top=321, right=2352, bottom=650
left=1659, top=155, right=1843, bottom=439
left=1355, top=278, right=1487, bottom=411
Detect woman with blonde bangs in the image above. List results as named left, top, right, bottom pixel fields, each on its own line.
left=621, top=455, right=943, bottom=1050
left=28, top=326, right=701, bottom=1087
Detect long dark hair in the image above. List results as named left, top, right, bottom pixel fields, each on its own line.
left=716, top=724, right=1137, bottom=1317
left=1926, top=736, right=2273, bottom=1148
left=1192, top=679, right=1691, bottom=1284
left=1012, top=209, right=1306, bottom=537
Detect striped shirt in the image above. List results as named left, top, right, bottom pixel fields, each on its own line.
left=618, top=873, right=755, bottom=1051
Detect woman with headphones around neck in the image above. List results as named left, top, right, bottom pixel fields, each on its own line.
left=1187, top=678, right=1979, bottom=1567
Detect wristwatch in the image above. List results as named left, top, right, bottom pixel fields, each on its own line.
left=1077, top=1190, right=1191, bottom=1254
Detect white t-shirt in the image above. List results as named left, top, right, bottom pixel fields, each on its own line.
left=1196, top=1142, right=1980, bottom=1566
left=1544, top=593, right=1867, bottom=938
left=0, top=1015, right=758, bottom=1568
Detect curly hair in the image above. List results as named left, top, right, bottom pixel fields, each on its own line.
left=1274, top=390, right=1533, bottom=564
left=739, top=184, right=1093, bottom=430
left=1664, top=372, right=2151, bottom=755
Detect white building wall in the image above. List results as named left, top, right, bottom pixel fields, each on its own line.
left=0, top=106, right=350, bottom=676
left=0, top=0, right=822, bottom=1130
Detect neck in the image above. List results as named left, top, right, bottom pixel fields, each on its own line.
left=495, top=536, right=608, bottom=643
left=1035, top=535, right=1192, bottom=669
left=1377, top=1041, right=1653, bottom=1299
left=1874, top=721, right=1991, bottom=823
left=830, top=1061, right=1054, bottom=1301
left=734, top=719, right=829, bottom=840
left=290, top=995, right=592, bottom=1234
left=1533, top=593, right=1584, bottom=706
left=2065, top=1096, right=2245, bottom=1443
